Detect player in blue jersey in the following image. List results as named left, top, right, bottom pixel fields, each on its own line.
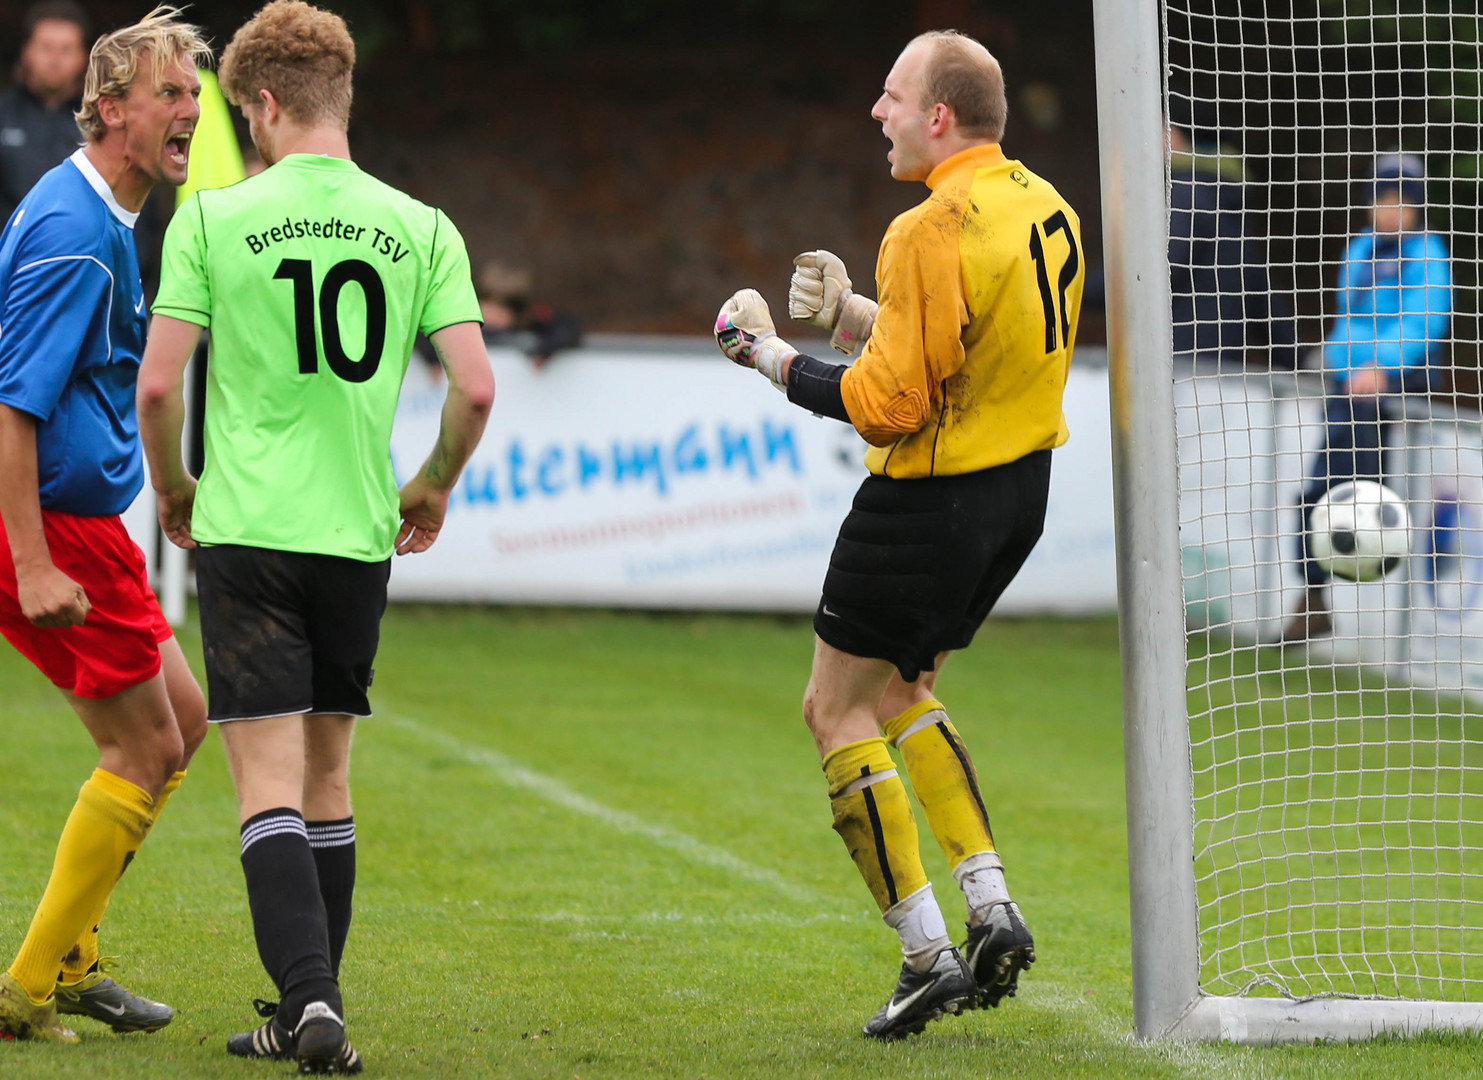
left=0, top=8, right=211, bottom=1044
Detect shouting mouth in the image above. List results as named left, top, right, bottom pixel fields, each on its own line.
left=166, top=131, right=192, bottom=167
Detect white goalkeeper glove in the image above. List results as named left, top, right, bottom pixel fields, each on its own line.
left=714, top=289, right=795, bottom=392
left=788, top=249, right=878, bottom=355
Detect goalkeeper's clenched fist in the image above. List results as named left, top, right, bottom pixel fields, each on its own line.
left=789, top=250, right=878, bottom=355
left=714, top=288, right=796, bottom=392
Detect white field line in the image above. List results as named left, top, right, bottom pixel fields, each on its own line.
left=376, top=713, right=1264, bottom=1075
left=380, top=709, right=828, bottom=908
left=352, top=905, right=853, bottom=928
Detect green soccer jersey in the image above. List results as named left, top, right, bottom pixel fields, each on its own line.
left=154, top=154, right=481, bottom=561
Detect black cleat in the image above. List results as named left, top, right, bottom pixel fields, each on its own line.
left=963, top=900, right=1036, bottom=1008
left=862, top=946, right=975, bottom=1041
left=293, top=1001, right=363, bottom=1075
left=227, top=999, right=295, bottom=1060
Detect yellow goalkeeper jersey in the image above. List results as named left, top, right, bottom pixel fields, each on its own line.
left=840, top=143, right=1084, bottom=478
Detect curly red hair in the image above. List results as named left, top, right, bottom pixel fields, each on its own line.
left=219, top=0, right=354, bottom=128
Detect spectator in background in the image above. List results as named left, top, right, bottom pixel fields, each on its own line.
left=1083, top=104, right=1297, bottom=367
left=1166, top=120, right=1297, bottom=367
left=0, top=1, right=90, bottom=225
left=1283, top=152, right=1451, bottom=642
left=476, top=258, right=581, bottom=368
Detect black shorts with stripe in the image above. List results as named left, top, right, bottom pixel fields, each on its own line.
left=815, top=449, right=1052, bottom=681
left=197, top=544, right=390, bottom=722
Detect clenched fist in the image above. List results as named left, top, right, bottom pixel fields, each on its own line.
left=788, top=250, right=877, bottom=355
left=714, top=289, right=796, bottom=392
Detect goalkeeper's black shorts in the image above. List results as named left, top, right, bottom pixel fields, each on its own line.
left=814, top=449, right=1052, bottom=682
left=197, top=543, right=390, bottom=723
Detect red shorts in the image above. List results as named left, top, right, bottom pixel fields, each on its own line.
left=0, top=510, right=172, bottom=699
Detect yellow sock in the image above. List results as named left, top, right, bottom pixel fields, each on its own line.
left=155, top=771, right=187, bottom=816
left=823, top=737, right=929, bottom=915
left=9, top=769, right=154, bottom=1001
left=883, top=700, right=997, bottom=867
left=60, top=771, right=185, bottom=984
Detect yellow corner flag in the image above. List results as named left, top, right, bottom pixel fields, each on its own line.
left=177, top=70, right=246, bottom=206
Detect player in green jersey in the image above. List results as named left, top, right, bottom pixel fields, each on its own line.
left=136, top=2, right=494, bottom=1072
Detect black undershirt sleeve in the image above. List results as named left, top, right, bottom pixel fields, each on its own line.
left=786, top=353, right=853, bottom=424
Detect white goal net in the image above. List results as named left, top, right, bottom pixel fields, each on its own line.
left=1097, top=0, right=1483, bottom=1040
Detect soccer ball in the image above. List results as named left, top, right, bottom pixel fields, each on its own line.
left=1309, top=480, right=1412, bottom=582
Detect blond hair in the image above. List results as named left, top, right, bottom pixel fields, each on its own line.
left=75, top=6, right=212, bottom=141
left=911, top=30, right=1007, bottom=142
left=219, top=1, right=355, bottom=129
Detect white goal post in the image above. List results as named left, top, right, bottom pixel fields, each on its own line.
left=1095, top=0, right=1483, bottom=1042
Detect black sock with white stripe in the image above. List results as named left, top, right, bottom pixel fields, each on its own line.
left=239, top=808, right=341, bottom=1029
left=306, top=817, right=356, bottom=978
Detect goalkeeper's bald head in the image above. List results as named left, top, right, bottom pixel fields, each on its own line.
left=907, top=30, right=1007, bottom=143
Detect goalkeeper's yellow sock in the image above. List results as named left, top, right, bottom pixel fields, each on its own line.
left=884, top=699, right=997, bottom=864
left=60, top=771, right=185, bottom=984
left=884, top=699, right=1010, bottom=921
left=9, top=769, right=154, bottom=1002
left=823, top=737, right=929, bottom=916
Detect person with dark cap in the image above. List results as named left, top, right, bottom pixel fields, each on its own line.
left=0, top=2, right=91, bottom=225
left=1283, top=152, right=1451, bottom=641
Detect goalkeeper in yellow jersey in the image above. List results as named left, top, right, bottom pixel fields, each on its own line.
left=714, top=29, right=1083, bottom=1040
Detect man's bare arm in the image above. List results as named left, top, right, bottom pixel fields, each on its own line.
left=396, top=321, right=495, bottom=555
left=137, top=314, right=203, bottom=549
left=0, top=402, right=89, bottom=626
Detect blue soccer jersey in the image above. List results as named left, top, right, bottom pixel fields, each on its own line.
left=0, top=149, right=148, bottom=516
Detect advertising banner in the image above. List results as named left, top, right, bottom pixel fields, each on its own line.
left=387, top=345, right=861, bottom=609
left=386, top=344, right=1119, bottom=613
left=1405, top=428, right=1483, bottom=693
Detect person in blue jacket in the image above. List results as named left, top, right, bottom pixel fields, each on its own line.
left=1284, top=152, right=1451, bottom=640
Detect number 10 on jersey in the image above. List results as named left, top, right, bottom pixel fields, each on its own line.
left=273, top=257, right=388, bottom=383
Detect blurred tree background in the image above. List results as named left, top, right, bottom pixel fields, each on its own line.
left=3, top=0, right=1476, bottom=378
left=0, top=0, right=1103, bottom=336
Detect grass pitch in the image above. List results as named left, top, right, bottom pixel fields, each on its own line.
left=1, top=607, right=1480, bottom=1078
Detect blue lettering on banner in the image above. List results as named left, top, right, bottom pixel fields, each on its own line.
left=763, top=420, right=800, bottom=472
left=577, top=444, right=604, bottom=488
left=508, top=441, right=529, bottom=501
left=673, top=425, right=708, bottom=474
left=613, top=441, right=667, bottom=495
left=462, top=465, right=498, bottom=505
left=537, top=446, right=565, bottom=496
left=456, top=419, right=806, bottom=508
left=719, top=426, right=757, bottom=480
